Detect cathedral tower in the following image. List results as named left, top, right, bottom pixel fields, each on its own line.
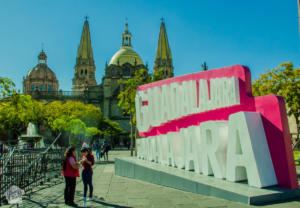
left=72, top=18, right=97, bottom=91
left=153, top=19, right=174, bottom=78
left=102, top=22, right=146, bottom=118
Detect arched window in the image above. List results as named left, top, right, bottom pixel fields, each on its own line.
left=48, top=85, right=52, bottom=91
left=111, top=68, right=115, bottom=76
left=31, top=85, right=35, bottom=91
left=85, top=69, right=87, bottom=75
left=81, top=70, right=83, bottom=75
left=124, top=67, right=130, bottom=75
left=39, top=85, right=44, bottom=91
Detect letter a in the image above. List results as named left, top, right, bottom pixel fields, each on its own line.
left=226, top=112, right=277, bottom=188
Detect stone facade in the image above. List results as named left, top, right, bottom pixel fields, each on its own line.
left=72, top=19, right=97, bottom=91
left=23, top=50, right=59, bottom=94
left=90, top=23, right=148, bottom=141
left=153, top=20, right=174, bottom=78
left=23, top=19, right=173, bottom=146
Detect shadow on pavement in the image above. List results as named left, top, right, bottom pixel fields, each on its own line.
left=94, top=161, right=115, bottom=165
left=255, top=197, right=300, bottom=207
left=92, top=199, right=132, bottom=208
left=22, top=197, right=47, bottom=208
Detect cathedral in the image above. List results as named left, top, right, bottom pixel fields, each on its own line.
left=23, top=18, right=173, bottom=145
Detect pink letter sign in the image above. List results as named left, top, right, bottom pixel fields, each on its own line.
left=135, top=65, right=298, bottom=189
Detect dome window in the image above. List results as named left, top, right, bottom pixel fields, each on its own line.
left=124, top=67, right=130, bottom=75
left=111, top=68, right=115, bottom=76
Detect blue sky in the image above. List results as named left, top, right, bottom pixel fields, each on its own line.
left=0, top=0, right=299, bottom=91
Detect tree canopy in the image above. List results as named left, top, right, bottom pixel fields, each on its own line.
left=0, top=77, right=15, bottom=98
left=100, top=118, right=125, bottom=137
left=0, top=94, right=123, bottom=146
left=0, top=94, right=43, bottom=141
left=117, top=68, right=165, bottom=155
left=252, top=62, right=300, bottom=146
left=118, top=68, right=165, bottom=127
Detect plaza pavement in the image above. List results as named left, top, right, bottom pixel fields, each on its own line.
left=2, top=150, right=300, bottom=208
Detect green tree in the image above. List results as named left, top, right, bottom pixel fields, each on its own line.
left=100, top=118, right=125, bottom=138
left=44, top=100, right=103, bottom=146
left=118, top=68, right=165, bottom=156
left=0, top=94, right=42, bottom=143
left=85, top=127, right=102, bottom=143
left=252, top=62, right=300, bottom=148
left=67, top=118, right=86, bottom=145
left=0, top=77, right=15, bottom=98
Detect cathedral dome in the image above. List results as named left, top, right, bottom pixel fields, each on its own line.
left=27, top=64, right=58, bottom=81
left=23, top=50, right=59, bottom=93
left=109, top=46, right=143, bottom=66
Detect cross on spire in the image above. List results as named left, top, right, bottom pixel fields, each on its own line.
left=160, top=17, right=164, bottom=23
left=85, top=15, right=89, bottom=21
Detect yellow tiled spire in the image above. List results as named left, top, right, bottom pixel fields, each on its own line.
left=76, top=18, right=94, bottom=66
left=154, top=19, right=174, bottom=78
left=72, top=17, right=97, bottom=91
left=156, top=21, right=172, bottom=60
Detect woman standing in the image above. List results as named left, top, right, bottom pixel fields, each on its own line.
left=62, top=147, right=80, bottom=207
left=80, top=147, right=95, bottom=207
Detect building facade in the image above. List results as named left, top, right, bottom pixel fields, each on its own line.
left=23, top=19, right=173, bottom=146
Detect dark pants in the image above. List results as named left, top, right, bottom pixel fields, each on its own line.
left=64, top=176, right=76, bottom=203
left=103, top=151, right=108, bottom=160
left=82, top=170, right=93, bottom=198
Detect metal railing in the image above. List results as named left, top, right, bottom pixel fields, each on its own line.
left=27, top=90, right=102, bottom=100
left=0, top=134, right=65, bottom=206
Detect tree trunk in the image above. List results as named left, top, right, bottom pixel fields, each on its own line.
left=69, top=133, right=71, bottom=147
left=292, top=114, right=300, bottom=150
left=295, top=115, right=300, bottom=149
left=130, top=111, right=133, bottom=156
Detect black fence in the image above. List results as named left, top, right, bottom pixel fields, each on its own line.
left=0, top=147, right=65, bottom=206
left=28, top=90, right=102, bottom=101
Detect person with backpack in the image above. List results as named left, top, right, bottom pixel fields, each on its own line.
left=80, top=147, right=95, bottom=207
left=62, top=146, right=80, bottom=207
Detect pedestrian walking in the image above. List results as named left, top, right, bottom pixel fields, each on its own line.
left=103, top=141, right=110, bottom=161
left=80, top=147, right=95, bottom=207
left=95, top=142, right=101, bottom=160
left=62, top=146, right=80, bottom=207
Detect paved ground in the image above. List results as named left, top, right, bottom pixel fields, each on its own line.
left=2, top=150, right=300, bottom=208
